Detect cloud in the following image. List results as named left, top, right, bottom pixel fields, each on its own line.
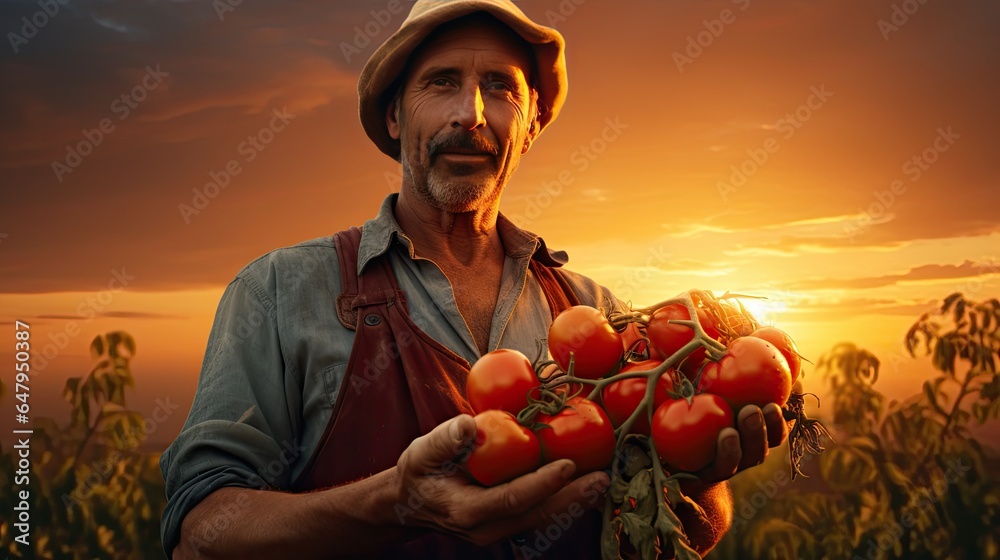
left=0, top=0, right=358, bottom=169
left=783, top=297, right=939, bottom=321
left=649, top=257, right=735, bottom=277
left=30, top=311, right=179, bottom=321
left=99, top=311, right=182, bottom=320
left=782, top=259, right=1000, bottom=292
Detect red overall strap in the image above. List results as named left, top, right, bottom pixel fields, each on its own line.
left=333, top=226, right=362, bottom=330
left=293, top=228, right=600, bottom=559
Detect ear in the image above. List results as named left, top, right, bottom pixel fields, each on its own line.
left=386, top=95, right=401, bottom=140
left=521, top=104, right=541, bottom=154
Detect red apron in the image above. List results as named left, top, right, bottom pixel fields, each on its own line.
left=293, top=227, right=602, bottom=559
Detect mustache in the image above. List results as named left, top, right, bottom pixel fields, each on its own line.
left=428, top=132, right=500, bottom=159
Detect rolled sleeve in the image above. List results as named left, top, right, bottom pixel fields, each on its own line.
left=160, top=274, right=299, bottom=556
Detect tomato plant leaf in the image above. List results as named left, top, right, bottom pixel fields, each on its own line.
left=627, top=469, right=656, bottom=520
left=941, top=292, right=961, bottom=314
left=623, top=443, right=651, bottom=478
left=601, top=515, right=624, bottom=560
left=90, top=335, right=105, bottom=360
left=620, top=512, right=659, bottom=560
left=653, top=501, right=700, bottom=560
left=610, top=472, right=629, bottom=503
left=626, top=469, right=652, bottom=502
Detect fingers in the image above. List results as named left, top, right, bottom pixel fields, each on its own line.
left=402, top=415, right=477, bottom=473
left=698, top=427, right=740, bottom=483
left=736, top=405, right=768, bottom=471
left=538, top=363, right=562, bottom=381
left=762, top=403, right=787, bottom=448
left=476, top=459, right=578, bottom=520
left=469, top=469, right=609, bottom=545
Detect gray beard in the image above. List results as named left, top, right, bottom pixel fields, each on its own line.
left=403, top=159, right=498, bottom=213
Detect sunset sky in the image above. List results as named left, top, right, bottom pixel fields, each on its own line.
left=1, top=0, right=998, bottom=447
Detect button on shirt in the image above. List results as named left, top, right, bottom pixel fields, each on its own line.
left=159, top=194, right=617, bottom=555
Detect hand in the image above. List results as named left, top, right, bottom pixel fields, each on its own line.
left=696, top=403, right=788, bottom=483
left=394, top=414, right=610, bottom=546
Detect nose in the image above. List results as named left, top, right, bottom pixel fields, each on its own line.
left=451, top=84, right=486, bottom=131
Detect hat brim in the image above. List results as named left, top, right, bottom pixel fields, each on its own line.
left=358, top=2, right=566, bottom=160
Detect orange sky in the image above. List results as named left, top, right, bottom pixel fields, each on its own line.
left=1, top=0, right=999, bottom=448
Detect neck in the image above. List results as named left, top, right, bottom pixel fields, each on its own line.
left=394, top=187, right=505, bottom=267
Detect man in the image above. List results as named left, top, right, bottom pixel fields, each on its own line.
left=160, top=1, right=787, bottom=558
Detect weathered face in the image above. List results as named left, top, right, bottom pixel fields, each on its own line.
left=387, top=16, right=539, bottom=213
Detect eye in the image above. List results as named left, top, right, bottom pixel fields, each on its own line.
left=484, top=77, right=517, bottom=93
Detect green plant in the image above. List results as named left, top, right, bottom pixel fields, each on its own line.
left=0, top=331, right=167, bottom=559
left=708, top=293, right=1000, bottom=560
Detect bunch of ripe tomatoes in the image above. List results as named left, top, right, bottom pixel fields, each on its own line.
left=464, top=291, right=804, bottom=486
left=460, top=290, right=824, bottom=558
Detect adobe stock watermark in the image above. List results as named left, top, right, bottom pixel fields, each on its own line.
left=392, top=414, right=607, bottom=555
left=186, top=436, right=307, bottom=555
left=345, top=292, right=461, bottom=395
left=877, top=0, right=932, bottom=41
left=51, top=64, right=170, bottom=183
left=513, top=483, right=604, bottom=559
left=842, top=126, right=959, bottom=242
left=716, top=84, right=833, bottom=202
left=610, top=245, right=672, bottom=305
left=541, top=0, right=589, bottom=26
left=672, top=0, right=751, bottom=72
left=0, top=232, right=8, bottom=244
left=952, top=256, right=1000, bottom=298
left=340, top=0, right=407, bottom=62
left=62, top=395, right=181, bottom=509
left=212, top=0, right=247, bottom=22
left=178, top=107, right=295, bottom=223
left=507, top=116, right=628, bottom=229
left=7, top=0, right=71, bottom=54
left=33, top=268, right=136, bottom=373
left=730, top=451, right=818, bottom=532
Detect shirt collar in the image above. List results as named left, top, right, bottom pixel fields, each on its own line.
left=357, top=193, right=569, bottom=275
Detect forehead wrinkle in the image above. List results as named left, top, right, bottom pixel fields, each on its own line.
left=405, top=18, right=536, bottom=86
left=412, top=47, right=529, bottom=83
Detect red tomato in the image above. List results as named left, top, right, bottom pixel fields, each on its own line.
left=601, top=359, right=673, bottom=435
left=651, top=393, right=734, bottom=472
left=698, top=337, right=793, bottom=409
left=535, top=397, right=616, bottom=475
left=466, top=410, right=541, bottom=486
left=466, top=349, right=540, bottom=414
left=750, top=327, right=802, bottom=383
left=548, top=306, right=623, bottom=379
left=647, top=304, right=720, bottom=369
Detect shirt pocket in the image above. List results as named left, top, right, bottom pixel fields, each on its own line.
left=321, top=361, right=349, bottom=407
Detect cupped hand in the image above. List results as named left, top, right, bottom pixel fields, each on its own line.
left=394, top=414, right=610, bottom=546
left=696, top=402, right=788, bottom=483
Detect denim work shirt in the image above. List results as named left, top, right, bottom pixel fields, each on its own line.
left=159, top=194, right=617, bottom=555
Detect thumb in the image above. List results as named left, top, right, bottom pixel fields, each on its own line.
left=406, top=414, right=477, bottom=472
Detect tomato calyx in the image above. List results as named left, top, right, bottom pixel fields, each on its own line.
left=662, top=366, right=702, bottom=406
left=516, top=380, right=570, bottom=427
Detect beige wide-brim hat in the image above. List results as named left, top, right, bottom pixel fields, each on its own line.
left=358, top=0, right=567, bottom=160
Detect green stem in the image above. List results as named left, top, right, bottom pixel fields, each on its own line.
left=939, top=367, right=976, bottom=448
